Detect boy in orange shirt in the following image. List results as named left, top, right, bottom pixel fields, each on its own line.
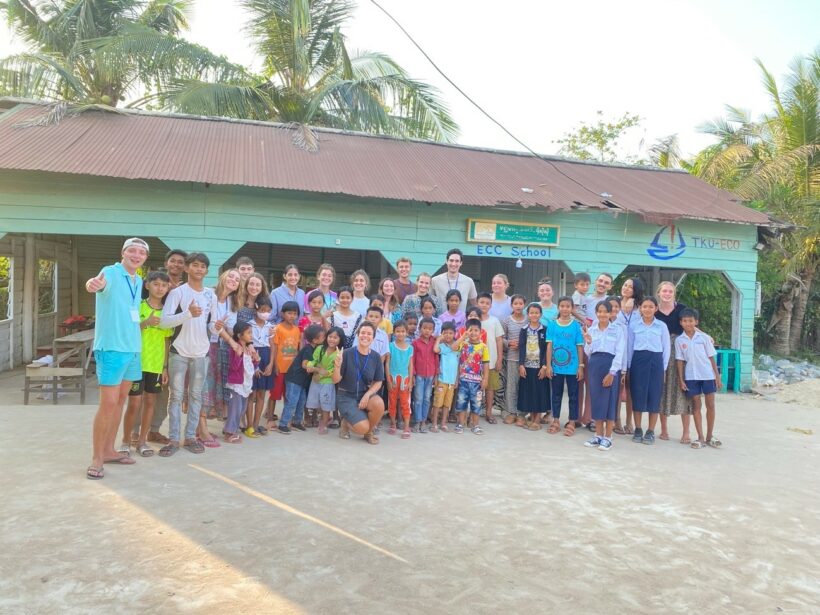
left=264, top=301, right=302, bottom=433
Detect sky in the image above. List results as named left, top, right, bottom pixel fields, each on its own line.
left=1, top=0, right=818, bottom=159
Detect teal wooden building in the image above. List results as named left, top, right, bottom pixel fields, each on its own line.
left=0, top=101, right=771, bottom=389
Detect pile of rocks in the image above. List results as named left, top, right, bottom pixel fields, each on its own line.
left=753, top=354, right=820, bottom=387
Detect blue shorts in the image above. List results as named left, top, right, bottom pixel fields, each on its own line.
left=95, top=350, right=142, bottom=386
left=685, top=379, right=717, bottom=397
left=455, top=380, right=483, bottom=414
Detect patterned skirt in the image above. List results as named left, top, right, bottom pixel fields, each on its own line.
left=201, top=342, right=219, bottom=411
left=660, top=334, right=692, bottom=416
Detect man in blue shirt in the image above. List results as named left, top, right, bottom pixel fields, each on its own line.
left=85, top=237, right=149, bottom=480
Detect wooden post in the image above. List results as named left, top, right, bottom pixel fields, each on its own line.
left=22, top=233, right=34, bottom=363
left=71, top=235, right=79, bottom=316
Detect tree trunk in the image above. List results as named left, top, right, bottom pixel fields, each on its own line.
left=767, top=277, right=800, bottom=356
left=789, top=265, right=815, bottom=353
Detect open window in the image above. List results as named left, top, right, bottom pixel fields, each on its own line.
left=37, top=258, right=57, bottom=315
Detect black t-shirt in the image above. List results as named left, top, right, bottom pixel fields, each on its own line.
left=655, top=302, right=687, bottom=336
left=285, top=344, right=315, bottom=388
left=338, top=346, right=384, bottom=398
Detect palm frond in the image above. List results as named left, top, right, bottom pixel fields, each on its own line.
left=139, top=0, right=192, bottom=35
left=136, top=78, right=273, bottom=119
left=0, top=52, right=86, bottom=99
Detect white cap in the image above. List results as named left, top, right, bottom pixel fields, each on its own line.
left=122, top=237, right=150, bottom=253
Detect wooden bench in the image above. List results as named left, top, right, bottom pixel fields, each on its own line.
left=24, top=348, right=87, bottom=405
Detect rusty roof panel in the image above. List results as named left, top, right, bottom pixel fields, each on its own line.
left=0, top=103, right=770, bottom=225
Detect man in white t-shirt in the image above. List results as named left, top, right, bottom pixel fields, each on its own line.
left=430, top=248, right=477, bottom=312
left=159, top=252, right=218, bottom=456
left=476, top=293, right=505, bottom=424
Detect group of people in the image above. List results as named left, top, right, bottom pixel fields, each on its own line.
left=85, top=240, right=723, bottom=480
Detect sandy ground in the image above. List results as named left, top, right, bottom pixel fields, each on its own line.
left=1, top=369, right=819, bottom=615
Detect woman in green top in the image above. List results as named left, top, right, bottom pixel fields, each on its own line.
left=305, top=327, right=344, bottom=434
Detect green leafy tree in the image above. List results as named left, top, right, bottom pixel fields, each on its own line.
left=692, top=52, right=819, bottom=355
left=554, top=110, right=641, bottom=162
left=145, top=0, right=458, bottom=148
left=0, top=0, right=254, bottom=114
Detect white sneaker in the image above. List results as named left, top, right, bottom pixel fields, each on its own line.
left=584, top=436, right=602, bottom=448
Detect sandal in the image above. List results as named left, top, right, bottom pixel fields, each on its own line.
left=623, top=425, right=635, bottom=435
left=137, top=443, right=154, bottom=457
left=691, top=440, right=705, bottom=449
left=485, top=415, right=497, bottom=424
left=547, top=421, right=562, bottom=434
left=502, top=415, right=516, bottom=425
left=201, top=437, right=221, bottom=448
left=707, top=436, right=722, bottom=448
left=680, top=437, right=692, bottom=445
left=439, top=424, right=448, bottom=432
left=515, top=417, right=527, bottom=427
left=613, top=423, right=626, bottom=435
left=86, top=465, right=104, bottom=480
left=104, top=455, right=135, bottom=465
left=401, top=429, right=411, bottom=439
left=659, top=433, right=670, bottom=441
left=430, top=425, right=439, bottom=433
left=563, top=421, right=576, bottom=437
left=147, top=431, right=170, bottom=445
left=388, top=425, right=397, bottom=435
left=364, top=432, right=380, bottom=445
left=183, top=440, right=205, bottom=454
left=339, top=420, right=351, bottom=439
left=329, top=420, right=340, bottom=429
left=526, top=421, right=541, bottom=431
left=225, top=434, right=242, bottom=443
left=159, top=443, right=178, bottom=457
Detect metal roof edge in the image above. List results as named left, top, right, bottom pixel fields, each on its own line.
left=0, top=97, right=687, bottom=174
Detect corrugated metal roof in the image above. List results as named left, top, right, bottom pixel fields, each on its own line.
left=0, top=102, right=770, bottom=225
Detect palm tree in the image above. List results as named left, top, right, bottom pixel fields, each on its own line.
left=693, top=52, right=819, bottom=355
left=0, top=0, right=256, bottom=115
left=648, top=134, right=683, bottom=169
left=149, top=0, right=458, bottom=147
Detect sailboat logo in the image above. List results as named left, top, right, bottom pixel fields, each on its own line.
left=647, top=225, right=686, bottom=260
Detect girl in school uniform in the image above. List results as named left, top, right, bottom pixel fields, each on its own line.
left=329, top=286, right=362, bottom=349
left=517, top=303, right=550, bottom=430
left=583, top=300, right=627, bottom=451
left=627, top=296, right=671, bottom=445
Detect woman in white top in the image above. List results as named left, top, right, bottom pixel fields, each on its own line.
left=203, top=269, right=240, bottom=424
left=488, top=274, right=513, bottom=322
left=349, top=269, right=371, bottom=316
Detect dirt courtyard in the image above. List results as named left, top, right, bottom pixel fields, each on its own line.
left=1, top=374, right=818, bottom=614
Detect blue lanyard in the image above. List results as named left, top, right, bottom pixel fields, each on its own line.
left=354, top=349, right=370, bottom=397
left=448, top=274, right=460, bottom=290
left=126, top=273, right=138, bottom=305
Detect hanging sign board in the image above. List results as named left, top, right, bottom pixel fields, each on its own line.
left=466, top=219, right=560, bottom=247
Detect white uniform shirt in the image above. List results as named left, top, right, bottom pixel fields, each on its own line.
left=251, top=321, right=274, bottom=348
left=627, top=317, right=671, bottom=369
left=481, top=315, right=505, bottom=367
left=675, top=331, right=717, bottom=381
left=584, top=322, right=627, bottom=374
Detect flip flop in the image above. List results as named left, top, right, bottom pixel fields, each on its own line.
left=104, top=455, right=136, bottom=465
left=659, top=433, right=670, bottom=441
left=86, top=466, right=104, bottom=480
left=485, top=415, right=497, bottom=424
left=184, top=440, right=205, bottom=454
left=364, top=432, right=380, bottom=445
left=201, top=438, right=221, bottom=448
left=707, top=436, right=722, bottom=448
left=680, top=437, right=691, bottom=445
